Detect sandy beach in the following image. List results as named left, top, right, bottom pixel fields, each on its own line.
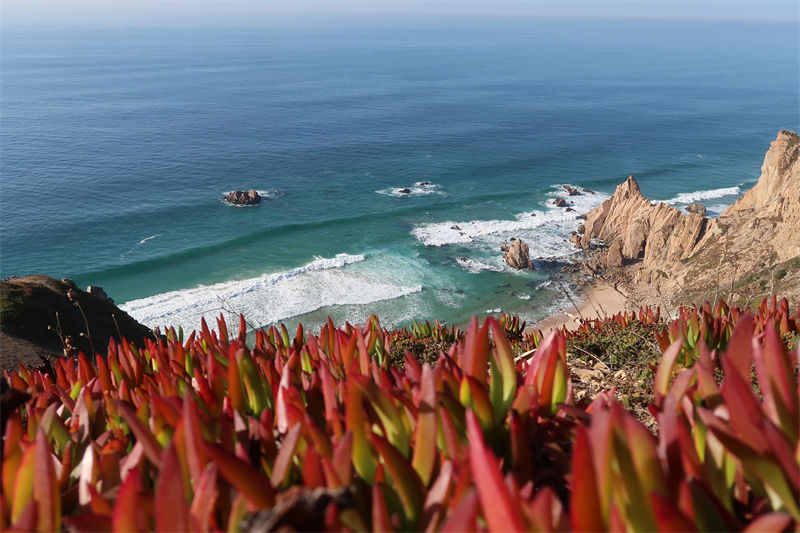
left=531, top=282, right=631, bottom=334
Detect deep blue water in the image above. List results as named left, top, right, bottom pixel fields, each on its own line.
left=2, top=19, right=797, bottom=332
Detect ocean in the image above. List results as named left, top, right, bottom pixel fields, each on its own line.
left=2, top=18, right=797, bottom=333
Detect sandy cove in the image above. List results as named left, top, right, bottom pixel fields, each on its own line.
left=531, top=282, right=630, bottom=334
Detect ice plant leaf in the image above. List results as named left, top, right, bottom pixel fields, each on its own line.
left=227, top=349, right=245, bottom=412
left=112, top=468, right=142, bottom=533
left=465, top=410, right=524, bottom=532
left=570, top=426, right=604, bottom=532
left=411, top=363, right=437, bottom=486
left=189, top=463, right=219, bottom=533
left=33, top=427, right=60, bottom=533
left=372, top=483, right=394, bottom=533
left=345, top=382, right=377, bottom=483
left=372, top=434, right=425, bottom=526
left=203, top=442, right=275, bottom=511
left=270, top=423, right=302, bottom=487
left=11, top=441, right=36, bottom=524
left=654, top=338, right=683, bottom=406
left=488, top=317, right=517, bottom=420
left=116, top=400, right=163, bottom=469
left=155, top=442, right=192, bottom=532
left=352, top=375, right=410, bottom=456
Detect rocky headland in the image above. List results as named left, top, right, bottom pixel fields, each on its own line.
left=572, top=129, right=800, bottom=310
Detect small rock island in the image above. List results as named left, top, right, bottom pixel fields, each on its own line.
left=224, top=189, right=261, bottom=205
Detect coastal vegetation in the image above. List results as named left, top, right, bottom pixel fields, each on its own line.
left=2, top=296, right=798, bottom=531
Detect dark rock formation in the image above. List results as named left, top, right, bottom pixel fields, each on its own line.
left=503, top=239, right=534, bottom=270
left=398, top=188, right=411, bottom=194
left=0, top=276, right=154, bottom=370
left=554, top=198, right=568, bottom=208
left=563, top=185, right=581, bottom=196
left=86, top=285, right=113, bottom=304
left=224, top=189, right=261, bottom=205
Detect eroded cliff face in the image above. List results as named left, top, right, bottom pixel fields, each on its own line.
left=576, top=130, right=800, bottom=304
left=715, top=130, right=800, bottom=262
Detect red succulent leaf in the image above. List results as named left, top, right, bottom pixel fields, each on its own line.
left=203, top=442, right=275, bottom=511
left=270, top=422, right=302, bottom=487
left=465, top=410, right=524, bottom=532
left=155, top=442, right=193, bottom=532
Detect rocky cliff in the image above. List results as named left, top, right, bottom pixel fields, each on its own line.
left=576, top=130, right=800, bottom=305
left=0, top=276, right=154, bottom=370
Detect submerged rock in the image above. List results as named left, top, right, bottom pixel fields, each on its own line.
left=398, top=188, right=411, bottom=194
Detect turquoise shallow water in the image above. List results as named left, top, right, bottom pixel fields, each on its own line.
left=1, top=19, right=797, bottom=332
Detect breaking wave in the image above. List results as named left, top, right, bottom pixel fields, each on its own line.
left=121, top=253, right=422, bottom=332
left=663, top=185, right=742, bottom=205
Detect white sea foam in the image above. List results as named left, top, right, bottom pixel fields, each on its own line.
left=139, top=234, right=162, bottom=245
left=376, top=182, right=444, bottom=198
left=454, top=256, right=505, bottom=273
left=121, top=253, right=422, bottom=332
left=121, top=233, right=164, bottom=258
left=705, top=204, right=730, bottom=218
left=663, top=186, right=742, bottom=205
left=412, top=186, right=608, bottom=259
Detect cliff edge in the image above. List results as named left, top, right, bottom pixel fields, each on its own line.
left=0, top=276, right=154, bottom=370
left=575, top=130, right=800, bottom=306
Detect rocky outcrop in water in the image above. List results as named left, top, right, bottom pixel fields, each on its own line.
left=685, top=203, right=707, bottom=216
left=577, top=130, right=800, bottom=304
left=225, top=189, right=261, bottom=205
left=503, top=238, right=534, bottom=270
left=0, top=276, right=154, bottom=370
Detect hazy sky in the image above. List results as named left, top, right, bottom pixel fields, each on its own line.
left=2, top=0, right=797, bottom=26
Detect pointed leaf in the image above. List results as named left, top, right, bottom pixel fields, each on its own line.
left=155, top=442, right=192, bottom=532
left=372, top=434, right=425, bottom=525
left=570, top=426, right=605, bottom=532
left=116, top=401, right=163, bottom=469
left=270, top=423, right=302, bottom=487
left=411, top=364, right=437, bottom=486
left=203, top=442, right=274, bottom=511
left=465, top=411, right=524, bottom=532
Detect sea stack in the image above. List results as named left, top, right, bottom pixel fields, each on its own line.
left=503, top=238, right=535, bottom=270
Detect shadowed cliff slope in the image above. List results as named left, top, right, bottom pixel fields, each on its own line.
left=0, top=276, right=153, bottom=370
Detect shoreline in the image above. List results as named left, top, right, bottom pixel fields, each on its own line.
left=530, top=281, right=631, bottom=334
